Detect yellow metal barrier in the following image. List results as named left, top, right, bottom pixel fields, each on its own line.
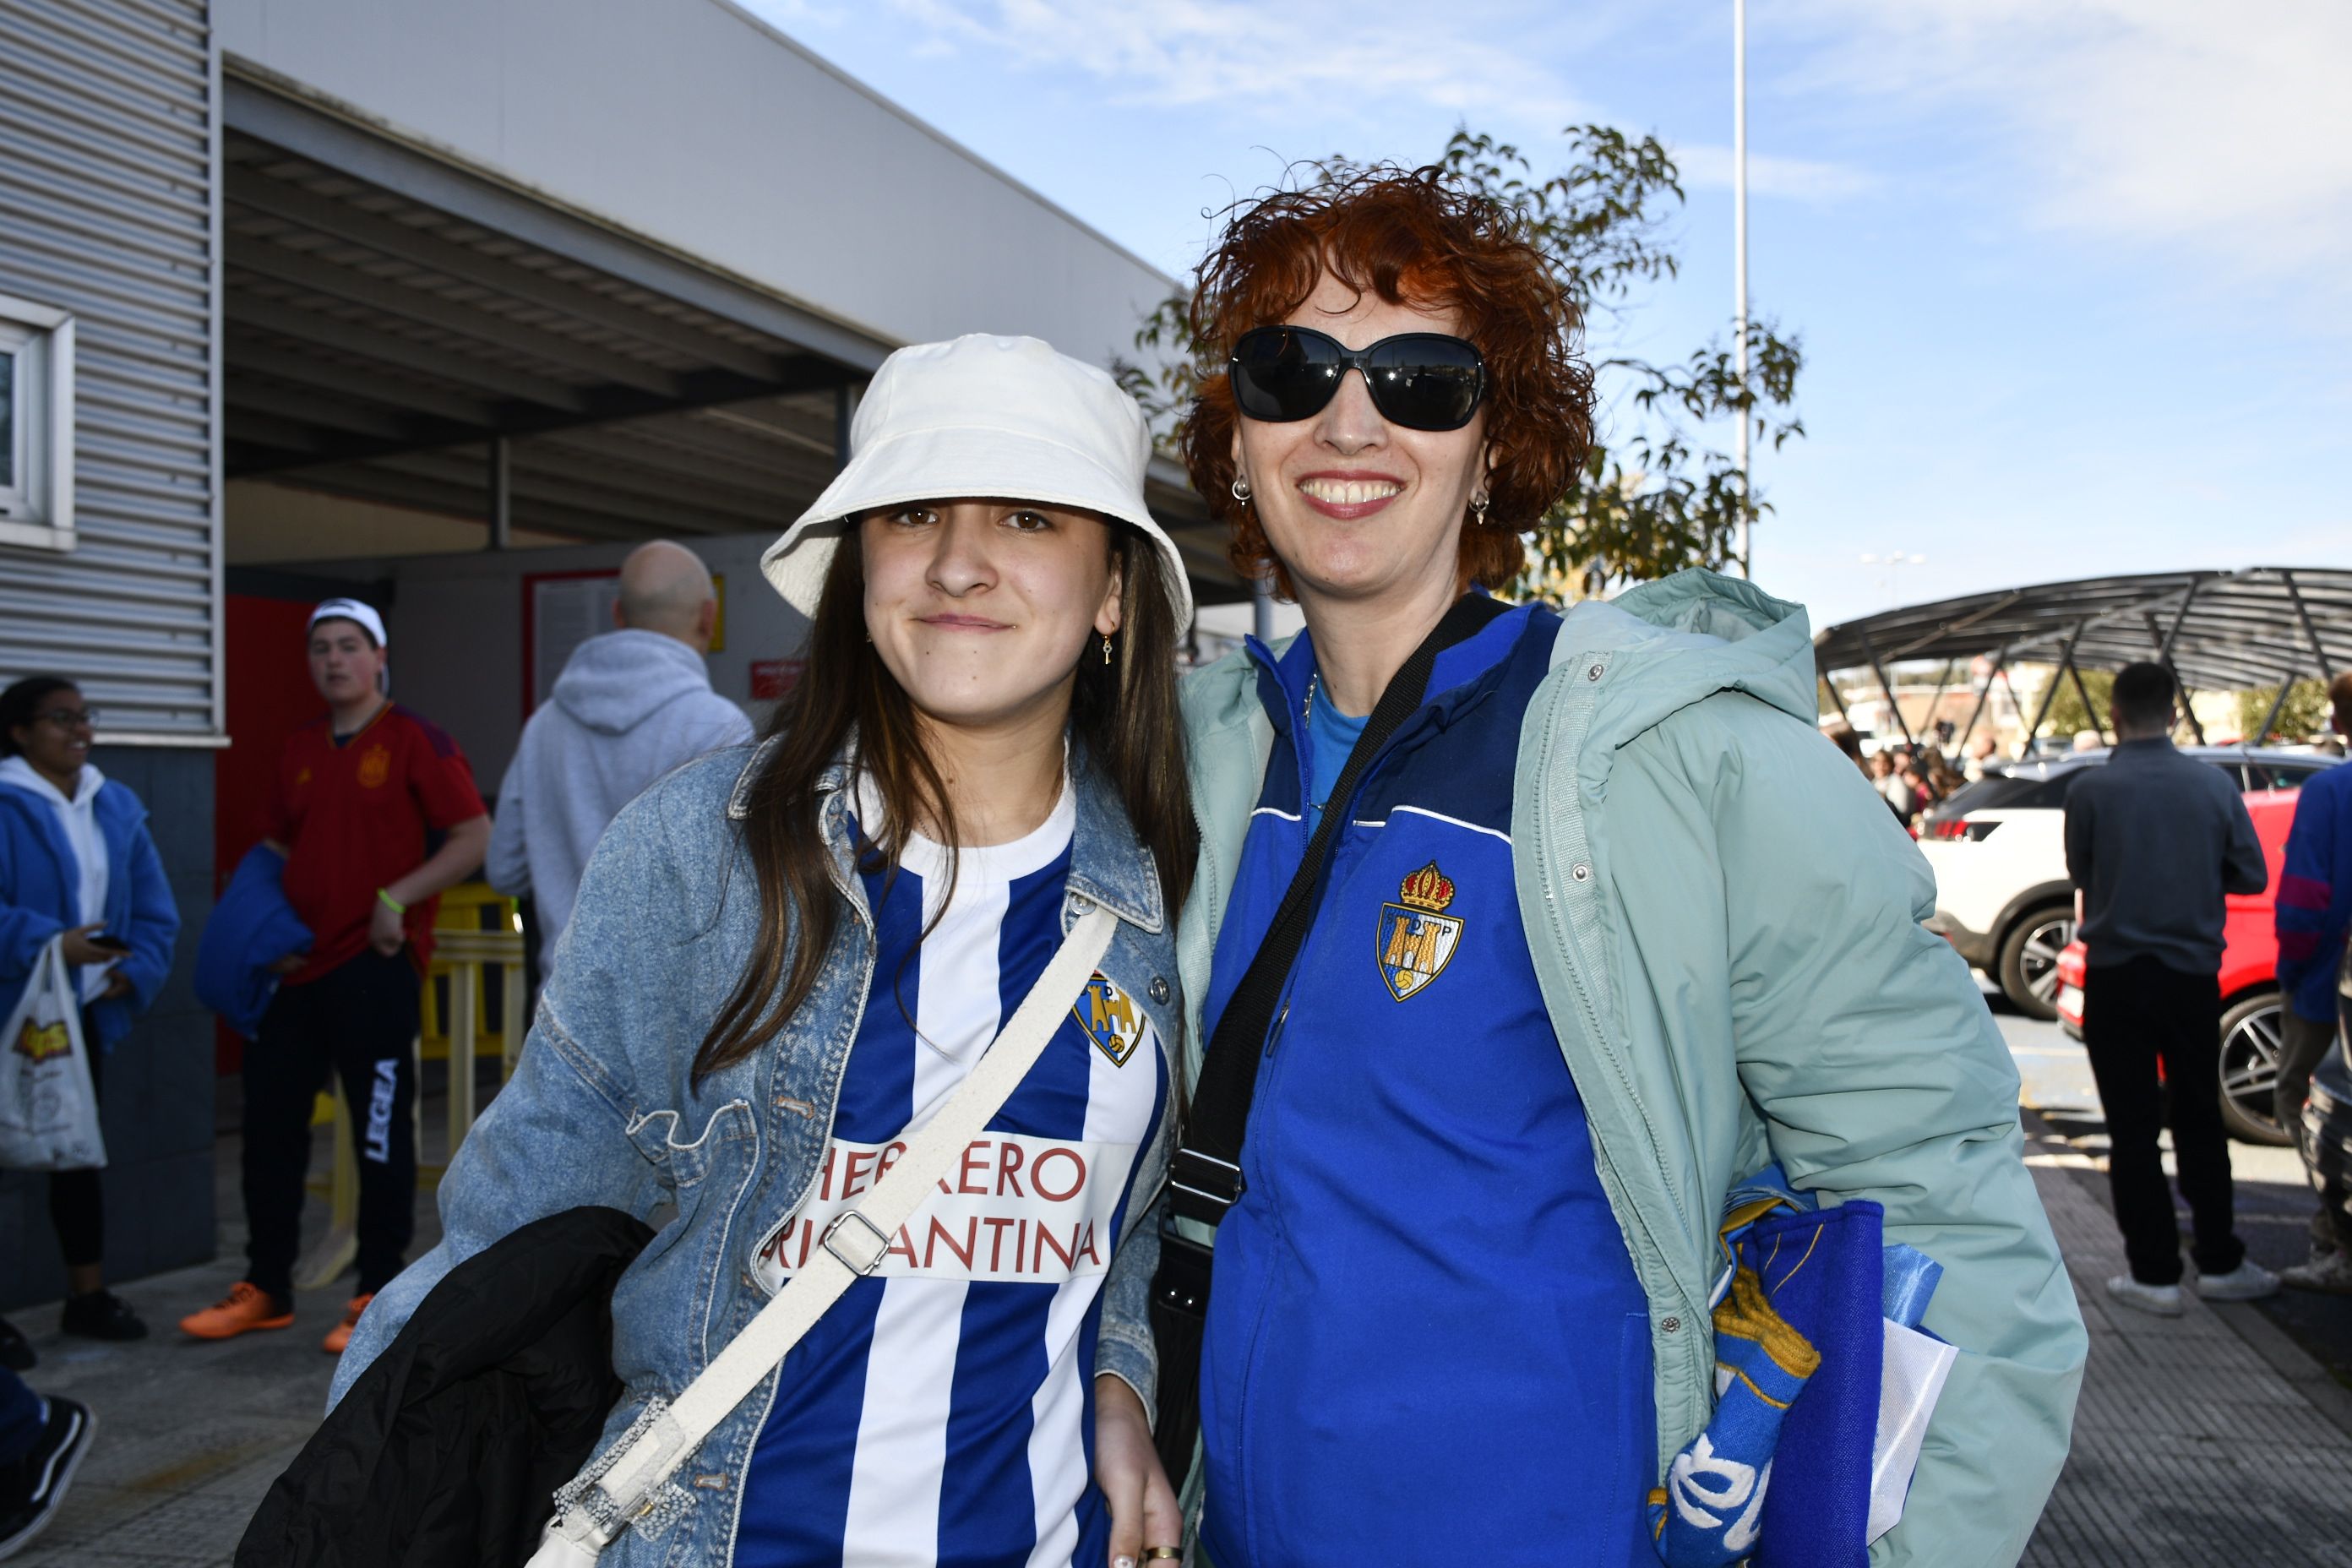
left=294, top=884, right=528, bottom=1292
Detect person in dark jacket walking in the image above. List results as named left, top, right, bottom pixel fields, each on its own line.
left=0, top=675, right=182, bottom=1346
left=2066, top=661, right=2273, bottom=1315
left=2276, top=674, right=2352, bottom=1292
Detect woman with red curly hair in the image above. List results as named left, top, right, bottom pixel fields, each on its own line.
left=1132, top=167, right=2082, bottom=1565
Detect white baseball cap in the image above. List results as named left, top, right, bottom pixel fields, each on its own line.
left=308, top=597, right=387, bottom=647
left=760, top=335, right=1194, bottom=629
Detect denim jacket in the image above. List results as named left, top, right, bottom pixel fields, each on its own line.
left=330, top=740, right=1180, bottom=1567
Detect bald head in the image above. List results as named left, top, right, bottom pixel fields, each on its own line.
left=616, top=541, right=718, bottom=650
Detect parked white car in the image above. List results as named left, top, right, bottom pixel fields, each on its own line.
left=1919, top=747, right=2335, bottom=1018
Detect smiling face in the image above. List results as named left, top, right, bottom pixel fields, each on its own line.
left=307, top=619, right=384, bottom=710
left=859, top=497, right=1122, bottom=736
left=1231, top=273, right=1490, bottom=618
left=8, top=684, right=90, bottom=787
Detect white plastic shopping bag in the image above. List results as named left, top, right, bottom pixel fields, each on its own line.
left=0, top=937, right=106, bottom=1171
left=1866, top=1318, right=1959, bottom=1543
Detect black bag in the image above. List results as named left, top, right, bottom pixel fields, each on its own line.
left=237, top=1206, right=651, bottom=1568
left=1149, top=595, right=1509, bottom=1479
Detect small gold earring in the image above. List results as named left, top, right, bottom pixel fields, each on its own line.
left=1102, top=634, right=1113, bottom=666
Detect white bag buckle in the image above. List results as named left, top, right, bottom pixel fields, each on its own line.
left=820, top=1210, right=893, bottom=1276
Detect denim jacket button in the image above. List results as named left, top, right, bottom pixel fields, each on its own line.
left=1148, top=977, right=1171, bottom=1004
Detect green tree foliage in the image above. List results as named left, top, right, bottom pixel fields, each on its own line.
left=2235, top=679, right=2330, bottom=743
left=2039, top=668, right=2115, bottom=742
left=1118, top=127, right=1805, bottom=600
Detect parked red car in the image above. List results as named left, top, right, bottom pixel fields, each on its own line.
left=2054, top=784, right=2303, bottom=1144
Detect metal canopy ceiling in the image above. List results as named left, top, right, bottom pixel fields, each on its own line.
left=217, top=81, right=1242, bottom=598
left=1814, top=567, right=2352, bottom=697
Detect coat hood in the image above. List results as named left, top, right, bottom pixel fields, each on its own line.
left=1559, top=569, right=1820, bottom=741
left=550, top=630, right=713, bottom=736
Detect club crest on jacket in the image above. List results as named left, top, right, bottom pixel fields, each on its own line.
left=1379, top=861, right=1463, bottom=1001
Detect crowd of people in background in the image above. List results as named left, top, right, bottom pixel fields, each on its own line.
left=0, top=541, right=743, bottom=1559
left=1825, top=721, right=1977, bottom=830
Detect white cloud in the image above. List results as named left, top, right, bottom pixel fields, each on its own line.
left=860, top=0, right=1593, bottom=124
left=1772, top=0, right=2352, bottom=277
left=1674, top=143, right=1878, bottom=202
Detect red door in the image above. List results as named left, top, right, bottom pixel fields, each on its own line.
left=213, top=594, right=329, bottom=1072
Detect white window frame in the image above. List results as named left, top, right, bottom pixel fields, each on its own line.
left=0, top=291, right=76, bottom=553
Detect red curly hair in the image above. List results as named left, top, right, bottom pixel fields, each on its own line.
left=1179, top=164, right=1595, bottom=597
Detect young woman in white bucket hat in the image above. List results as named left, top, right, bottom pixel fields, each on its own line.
left=328, top=335, right=1192, bottom=1567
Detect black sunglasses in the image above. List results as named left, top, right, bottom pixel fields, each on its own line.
left=1228, top=325, right=1488, bottom=432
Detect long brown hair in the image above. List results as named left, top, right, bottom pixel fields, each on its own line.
left=694, top=516, right=1195, bottom=1086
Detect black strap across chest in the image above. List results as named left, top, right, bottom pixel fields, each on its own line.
left=1167, top=591, right=1510, bottom=1228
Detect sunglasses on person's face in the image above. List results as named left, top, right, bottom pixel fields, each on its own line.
left=1228, top=325, right=1488, bottom=433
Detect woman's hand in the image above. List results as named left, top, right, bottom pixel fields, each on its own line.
left=57, top=923, right=114, bottom=966
left=1095, top=1372, right=1181, bottom=1568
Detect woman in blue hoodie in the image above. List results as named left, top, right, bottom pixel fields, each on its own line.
left=0, top=677, right=181, bottom=1351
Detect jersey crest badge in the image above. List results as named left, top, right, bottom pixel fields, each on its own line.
left=1378, top=861, right=1463, bottom=1001
left=1073, top=973, right=1145, bottom=1067
left=357, top=744, right=391, bottom=789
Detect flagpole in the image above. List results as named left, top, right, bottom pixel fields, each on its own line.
left=1734, top=0, right=1752, bottom=580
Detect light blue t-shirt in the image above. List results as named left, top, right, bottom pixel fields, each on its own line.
left=1304, top=678, right=1368, bottom=832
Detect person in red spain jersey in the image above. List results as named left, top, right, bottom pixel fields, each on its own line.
left=181, top=598, right=489, bottom=1353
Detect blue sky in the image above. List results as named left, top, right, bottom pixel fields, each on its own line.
left=740, top=0, right=2351, bottom=635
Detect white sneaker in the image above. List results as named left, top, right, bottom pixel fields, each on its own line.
left=2283, top=1251, right=2352, bottom=1294
left=2106, top=1273, right=2184, bottom=1316
left=2192, top=1260, right=2279, bottom=1301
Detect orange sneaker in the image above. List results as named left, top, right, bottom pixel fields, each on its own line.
left=178, top=1282, right=293, bottom=1340
left=322, top=1293, right=373, bottom=1355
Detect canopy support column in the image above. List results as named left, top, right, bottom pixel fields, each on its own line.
left=1859, top=630, right=1914, bottom=747
left=2067, top=661, right=2108, bottom=747
left=2285, top=569, right=2335, bottom=683
left=2023, top=626, right=2086, bottom=753
left=487, top=435, right=511, bottom=550
left=1957, top=651, right=2006, bottom=754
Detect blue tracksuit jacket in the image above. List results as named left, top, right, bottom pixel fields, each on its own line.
left=0, top=774, right=178, bottom=1052
left=1195, top=601, right=1656, bottom=1566
left=2278, top=760, right=2352, bottom=1022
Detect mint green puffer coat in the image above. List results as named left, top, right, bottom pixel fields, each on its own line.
left=1173, top=569, right=2085, bottom=1566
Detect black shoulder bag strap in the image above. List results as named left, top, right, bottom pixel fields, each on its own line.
left=1149, top=591, right=1509, bottom=1474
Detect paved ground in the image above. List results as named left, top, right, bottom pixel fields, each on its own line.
left=13, top=1012, right=2352, bottom=1564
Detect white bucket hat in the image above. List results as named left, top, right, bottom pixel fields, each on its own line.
left=760, top=335, right=1194, bottom=630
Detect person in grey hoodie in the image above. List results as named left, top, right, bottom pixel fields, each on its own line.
left=487, top=542, right=752, bottom=974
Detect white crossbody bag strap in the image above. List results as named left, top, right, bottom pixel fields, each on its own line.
left=531, top=906, right=1120, bottom=1565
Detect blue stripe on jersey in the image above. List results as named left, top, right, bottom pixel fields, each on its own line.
left=830, top=854, right=930, bottom=1145
left=734, top=1277, right=889, bottom=1568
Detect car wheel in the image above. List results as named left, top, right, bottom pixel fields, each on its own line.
left=2218, top=991, right=2293, bottom=1147
left=1996, top=906, right=2076, bottom=1021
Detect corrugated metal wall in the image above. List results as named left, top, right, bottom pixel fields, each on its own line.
left=0, top=0, right=220, bottom=739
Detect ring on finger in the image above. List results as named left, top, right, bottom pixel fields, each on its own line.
left=1142, top=1551, right=1181, bottom=1561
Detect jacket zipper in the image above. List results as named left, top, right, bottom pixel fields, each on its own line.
left=1532, top=679, right=1710, bottom=1433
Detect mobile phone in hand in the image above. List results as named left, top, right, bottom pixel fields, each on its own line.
left=87, top=933, right=131, bottom=953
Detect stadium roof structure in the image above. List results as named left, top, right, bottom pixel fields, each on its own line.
left=1811, top=566, right=2352, bottom=749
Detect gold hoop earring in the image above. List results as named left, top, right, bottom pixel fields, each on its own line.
left=1231, top=475, right=1252, bottom=504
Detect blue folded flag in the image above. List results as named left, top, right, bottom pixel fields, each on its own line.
left=1648, top=1196, right=1887, bottom=1568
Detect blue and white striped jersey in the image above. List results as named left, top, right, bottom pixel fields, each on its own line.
left=734, top=777, right=1167, bottom=1568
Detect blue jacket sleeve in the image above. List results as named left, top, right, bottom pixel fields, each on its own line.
left=0, top=820, right=67, bottom=988
left=115, top=818, right=180, bottom=1013
left=2278, top=782, right=2344, bottom=1011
